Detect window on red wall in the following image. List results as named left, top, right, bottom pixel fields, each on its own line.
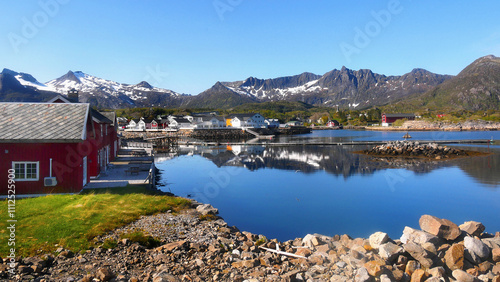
left=100, top=124, right=103, bottom=137
left=13, top=161, right=39, bottom=181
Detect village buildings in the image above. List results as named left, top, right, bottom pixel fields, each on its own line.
left=125, top=113, right=279, bottom=131
left=381, top=113, right=416, bottom=126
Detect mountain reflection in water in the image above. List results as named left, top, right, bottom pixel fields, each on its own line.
left=155, top=144, right=500, bottom=187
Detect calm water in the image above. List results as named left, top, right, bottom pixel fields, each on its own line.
left=156, top=130, right=500, bottom=241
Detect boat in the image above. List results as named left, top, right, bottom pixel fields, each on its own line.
left=403, top=132, right=412, bottom=139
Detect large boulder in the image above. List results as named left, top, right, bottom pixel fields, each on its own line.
left=196, top=204, right=219, bottom=216
left=459, top=221, right=485, bottom=237
left=452, top=269, right=480, bottom=282
left=369, top=232, right=389, bottom=249
left=403, top=242, right=437, bottom=269
left=464, top=236, right=491, bottom=263
left=444, top=243, right=464, bottom=271
left=419, top=215, right=461, bottom=241
left=378, top=242, right=403, bottom=263
left=400, top=226, right=442, bottom=246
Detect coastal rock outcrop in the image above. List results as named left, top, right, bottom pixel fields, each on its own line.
left=3, top=208, right=500, bottom=282
left=362, top=140, right=485, bottom=160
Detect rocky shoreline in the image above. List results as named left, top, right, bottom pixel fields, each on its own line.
left=369, top=120, right=500, bottom=131
left=2, top=202, right=500, bottom=282
left=360, top=141, right=490, bottom=160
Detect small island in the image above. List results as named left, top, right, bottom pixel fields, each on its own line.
left=358, top=141, right=491, bottom=160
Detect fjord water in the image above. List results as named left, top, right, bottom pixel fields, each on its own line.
left=156, top=130, right=500, bottom=241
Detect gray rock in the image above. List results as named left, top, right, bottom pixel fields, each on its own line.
left=354, top=267, right=373, bottom=282
left=425, top=277, right=443, bottom=282
left=380, top=274, right=392, bottom=282
left=452, top=269, right=480, bottom=282
left=403, top=242, right=436, bottom=268
left=96, top=267, right=114, bottom=281
left=153, top=271, right=181, bottom=282
left=464, top=236, right=490, bottom=262
left=196, top=204, right=219, bottom=215
left=400, top=226, right=442, bottom=246
left=379, top=242, right=404, bottom=263
left=369, top=232, right=389, bottom=249
left=302, top=233, right=324, bottom=248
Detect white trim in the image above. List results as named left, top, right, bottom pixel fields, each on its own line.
left=47, top=95, right=72, bottom=103
left=82, top=104, right=90, bottom=140
left=12, top=161, right=39, bottom=181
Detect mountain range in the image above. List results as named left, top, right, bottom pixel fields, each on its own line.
left=1, top=55, right=499, bottom=111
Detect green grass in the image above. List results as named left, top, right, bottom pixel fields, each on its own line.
left=0, top=192, right=191, bottom=257
left=120, top=231, right=161, bottom=248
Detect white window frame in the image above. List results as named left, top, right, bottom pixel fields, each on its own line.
left=12, top=161, right=39, bottom=181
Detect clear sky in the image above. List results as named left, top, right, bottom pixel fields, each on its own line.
left=1, top=0, right=499, bottom=95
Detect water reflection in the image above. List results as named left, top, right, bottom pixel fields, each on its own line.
left=156, top=144, right=500, bottom=187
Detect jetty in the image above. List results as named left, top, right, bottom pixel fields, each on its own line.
left=174, top=139, right=493, bottom=147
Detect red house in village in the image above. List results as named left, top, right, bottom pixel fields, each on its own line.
left=0, top=103, right=95, bottom=194
left=48, top=94, right=120, bottom=179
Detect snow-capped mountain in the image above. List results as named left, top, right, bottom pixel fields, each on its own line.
left=0, top=68, right=57, bottom=102
left=208, top=67, right=453, bottom=109
left=45, top=71, right=188, bottom=109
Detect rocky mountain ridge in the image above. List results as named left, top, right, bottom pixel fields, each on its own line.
left=1, top=55, right=499, bottom=111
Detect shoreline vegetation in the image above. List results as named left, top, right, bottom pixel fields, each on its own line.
left=1, top=194, right=499, bottom=281
left=367, top=120, right=500, bottom=131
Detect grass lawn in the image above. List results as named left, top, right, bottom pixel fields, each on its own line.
left=0, top=186, right=191, bottom=257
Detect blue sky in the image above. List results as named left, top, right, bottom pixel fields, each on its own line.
left=1, top=0, right=499, bottom=95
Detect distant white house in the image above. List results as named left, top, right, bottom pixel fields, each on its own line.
left=126, top=118, right=146, bottom=130
left=192, top=115, right=226, bottom=129
left=265, top=119, right=280, bottom=129
left=168, top=115, right=193, bottom=129
left=286, top=120, right=303, bottom=127
left=227, top=113, right=266, bottom=129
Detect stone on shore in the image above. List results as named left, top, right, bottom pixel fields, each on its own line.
left=196, top=204, right=218, bottom=215
left=419, top=215, right=461, bottom=241
left=302, top=233, right=324, bottom=248
left=452, top=269, right=480, bottom=282
left=369, top=232, right=389, bottom=249
left=364, top=260, right=386, bottom=277
left=464, top=236, right=491, bottom=262
left=354, top=267, right=373, bottom=282
left=444, top=243, right=465, bottom=271
left=460, top=221, right=486, bottom=237
left=492, top=248, right=500, bottom=262
left=403, top=242, right=436, bottom=269
left=401, top=226, right=442, bottom=246
left=378, top=242, right=403, bottom=263
left=410, top=268, right=427, bottom=282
